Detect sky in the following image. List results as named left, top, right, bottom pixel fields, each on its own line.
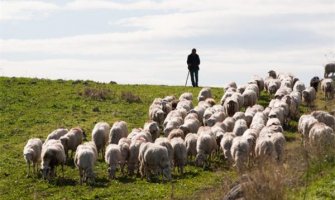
left=0, top=0, right=334, bottom=87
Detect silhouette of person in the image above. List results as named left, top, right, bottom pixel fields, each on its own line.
left=187, top=48, right=200, bottom=87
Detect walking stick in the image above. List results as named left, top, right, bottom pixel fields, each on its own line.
left=185, top=71, right=190, bottom=87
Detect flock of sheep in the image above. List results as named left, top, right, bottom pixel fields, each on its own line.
left=23, top=70, right=335, bottom=185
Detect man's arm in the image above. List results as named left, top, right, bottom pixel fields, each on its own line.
left=197, top=55, right=200, bottom=66
left=187, top=55, right=191, bottom=66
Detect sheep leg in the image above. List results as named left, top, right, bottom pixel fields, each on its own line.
left=26, top=162, right=30, bottom=177
left=79, top=168, right=83, bottom=185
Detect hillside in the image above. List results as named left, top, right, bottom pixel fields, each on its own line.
left=0, top=77, right=334, bottom=199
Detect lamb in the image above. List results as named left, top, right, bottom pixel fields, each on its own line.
left=311, top=110, right=335, bottom=130
left=324, top=63, right=335, bottom=78
left=321, top=78, right=334, bottom=100
left=142, top=143, right=172, bottom=181
left=105, top=144, right=122, bottom=179
left=309, top=122, right=335, bottom=153
left=220, top=133, right=235, bottom=164
left=46, top=128, right=68, bottom=141
left=302, top=87, right=316, bottom=107
left=92, top=122, right=110, bottom=158
left=242, top=90, right=257, bottom=108
left=23, top=138, right=43, bottom=176
left=143, top=121, right=160, bottom=142
left=170, top=137, right=187, bottom=174
left=60, top=127, right=84, bottom=159
left=179, top=92, right=193, bottom=101
left=155, top=137, right=174, bottom=167
left=74, top=142, right=98, bottom=184
left=195, top=133, right=217, bottom=168
left=184, top=133, right=198, bottom=161
left=41, top=139, right=66, bottom=180
left=231, top=136, right=250, bottom=172
left=109, top=121, right=128, bottom=144
left=233, top=119, right=248, bottom=136
left=198, top=87, right=212, bottom=101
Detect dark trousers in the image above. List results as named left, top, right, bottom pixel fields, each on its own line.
left=189, top=69, right=198, bottom=87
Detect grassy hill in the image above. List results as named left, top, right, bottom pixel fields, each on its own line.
left=0, top=77, right=334, bottom=199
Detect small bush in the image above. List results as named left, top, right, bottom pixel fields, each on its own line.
left=79, top=87, right=115, bottom=101
left=121, top=91, right=142, bottom=103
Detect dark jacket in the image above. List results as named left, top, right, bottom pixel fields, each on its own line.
left=187, top=53, right=200, bottom=70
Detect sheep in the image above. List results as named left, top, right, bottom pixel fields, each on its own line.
left=143, top=121, right=160, bottom=142
left=105, top=144, right=122, bottom=179
left=250, top=112, right=267, bottom=128
left=268, top=70, right=277, bottom=79
left=195, top=133, right=217, bottom=168
left=309, top=122, right=335, bottom=153
left=41, top=139, right=66, bottom=180
left=243, top=129, right=258, bottom=158
left=263, top=107, right=272, bottom=119
left=179, top=114, right=201, bottom=135
left=324, top=63, right=335, bottom=78
left=311, top=110, right=335, bottom=130
left=127, top=139, right=145, bottom=176
left=141, top=143, right=171, bottom=181
left=310, top=76, right=320, bottom=92
left=250, top=76, right=265, bottom=92
left=290, top=91, right=302, bottom=106
left=92, top=122, right=110, bottom=159
left=164, top=117, right=183, bottom=137
left=184, top=133, right=198, bottom=162
left=23, top=138, right=42, bottom=176
left=179, top=92, right=193, bottom=101
left=223, top=117, right=236, bottom=132
left=233, top=119, right=248, bottom=136
left=109, top=121, right=128, bottom=144
left=302, top=87, right=316, bottom=107
left=293, top=81, right=306, bottom=94
left=223, top=96, right=239, bottom=117
left=60, top=128, right=84, bottom=159
left=203, top=105, right=226, bottom=126
left=267, top=79, right=281, bottom=95
left=167, top=129, right=185, bottom=140
left=149, top=107, right=165, bottom=126
left=268, top=107, right=285, bottom=126
left=163, top=110, right=184, bottom=127
left=321, top=78, right=334, bottom=100
left=198, top=87, right=212, bottom=101
left=74, top=142, right=98, bottom=184
left=282, top=95, right=299, bottom=119
left=237, top=84, right=247, bottom=94
left=245, top=105, right=264, bottom=126
left=220, top=90, right=235, bottom=105
left=224, top=82, right=238, bottom=91
left=155, top=137, right=174, bottom=168
left=220, top=133, right=235, bottom=164
left=255, top=135, right=276, bottom=163
left=233, top=112, right=246, bottom=121
left=274, top=87, right=292, bottom=99
left=46, top=128, right=68, bottom=141
left=271, top=132, right=286, bottom=163
left=245, top=83, right=260, bottom=98
left=231, top=136, right=250, bottom=172
left=170, top=137, right=187, bottom=174
left=176, top=99, right=193, bottom=112
left=118, top=138, right=131, bottom=174
left=242, top=90, right=257, bottom=108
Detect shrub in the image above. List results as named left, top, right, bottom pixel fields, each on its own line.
left=121, top=91, right=142, bottom=103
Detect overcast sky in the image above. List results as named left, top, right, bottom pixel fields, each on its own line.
left=0, top=0, right=334, bottom=86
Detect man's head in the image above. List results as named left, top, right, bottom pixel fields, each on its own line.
left=192, top=48, right=196, bottom=54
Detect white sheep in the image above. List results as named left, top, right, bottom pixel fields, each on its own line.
left=184, top=133, right=198, bottom=161
left=164, top=117, right=183, bottom=137
left=223, top=96, right=239, bottom=117
left=46, top=128, right=68, bottom=141
left=149, top=106, right=165, bottom=126
left=127, top=139, right=145, bottom=176
left=195, top=133, right=217, bottom=168
left=198, top=87, right=212, bottom=101
left=41, top=139, right=66, bottom=180
left=223, top=117, right=236, bottom=132
left=231, top=136, right=250, bottom=172
left=309, top=122, right=335, bottom=153
left=233, top=119, right=248, bottom=136
left=155, top=137, right=174, bottom=168
left=302, top=87, right=316, bottom=107
left=23, top=138, right=42, bottom=176
left=203, top=105, right=226, bottom=127
left=321, top=78, right=334, bottom=100
left=170, top=137, right=187, bottom=174
left=60, top=127, right=84, bottom=159
left=311, top=110, right=335, bottom=130
left=167, top=129, right=185, bottom=140
left=92, top=122, right=110, bottom=158
left=176, top=99, right=193, bottom=112
left=220, top=133, right=235, bottom=164
left=109, top=121, right=128, bottom=144
left=232, top=112, right=246, bottom=121
left=242, top=90, right=257, bottom=108
left=179, top=113, right=201, bottom=135
left=293, top=81, right=306, bottom=94
left=179, top=92, right=193, bottom=101
left=255, top=135, right=276, bottom=163
left=298, top=114, right=319, bottom=143
left=271, top=132, right=286, bottom=163
left=143, top=121, right=160, bottom=142
left=74, top=142, right=98, bottom=184
left=118, top=138, right=131, bottom=174
left=105, top=144, right=122, bottom=179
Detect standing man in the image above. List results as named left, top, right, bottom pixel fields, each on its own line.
left=187, top=48, right=200, bottom=87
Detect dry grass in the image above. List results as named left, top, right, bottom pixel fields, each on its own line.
left=79, top=87, right=115, bottom=101
left=121, top=91, right=142, bottom=103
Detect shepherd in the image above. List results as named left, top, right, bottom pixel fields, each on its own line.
left=187, top=48, right=200, bottom=87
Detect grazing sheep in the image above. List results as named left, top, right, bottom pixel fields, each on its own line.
left=231, top=136, right=250, bottom=172
left=60, top=128, right=84, bottom=159
left=310, top=76, right=320, bottom=92
left=195, top=133, right=217, bottom=168
left=250, top=112, right=267, bottom=128
left=220, top=133, right=235, bottom=164
left=311, top=110, right=335, bottom=130
left=321, top=78, right=334, bottom=100
left=155, top=137, right=174, bottom=168
left=41, top=139, right=66, bottom=180
left=324, top=63, right=335, bottom=78
left=233, top=119, right=248, bottom=136
left=105, top=144, right=122, bottom=179
left=185, top=133, right=198, bottom=161
left=92, top=122, right=110, bottom=159
left=198, top=87, right=212, bottom=101
left=243, top=129, right=258, bottom=158
left=302, top=87, right=316, bottom=107
left=309, top=122, right=335, bottom=153
left=170, top=137, right=187, bottom=174
left=46, top=128, right=68, bottom=141
left=143, top=121, right=160, bottom=142
left=179, top=92, right=193, bottom=101
left=74, top=142, right=98, bottom=184
left=142, top=143, right=172, bottom=181
left=23, top=138, right=42, bottom=176
left=109, top=121, right=128, bottom=144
